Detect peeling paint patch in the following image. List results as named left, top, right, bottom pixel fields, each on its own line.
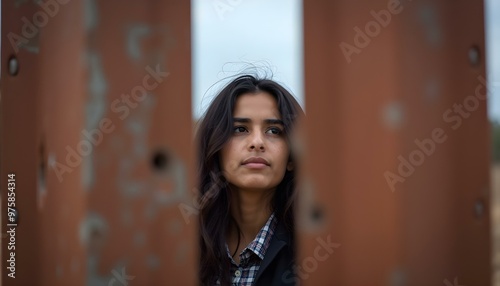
left=147, top=255, right=160, bottom=269
left=21, top=43, right=40, bottom=54
left=389, top=268, right=406, bottom=286
left=82, top=157, right=95, bottom=191
left=79, top=212, right=108, bottom=251
left=117, top=96, right=155, bottom=199
left=115, top=95, right=158, bottom=235
left=87, top=255, right=109, bottom=286
left=121, top=180, right=145, bottom=198
left=144, top=154, right=188, bottom=220
left=84, top=0, right=98, bottom=31
left=418, top=4, right=442, bottom=47
left=18, top=28, right=41, bottom=54
left=56, top=264, right=63, bottom=278
left=48, top=153, right=57, bottom=168
left=81, top=214, right=133, bottom=286
left=125, top=23, right=175, bottom=65
left=83, top=51, right=108, bottom=190
left=382, top=102, right=404, bottom=130
left=126, top=24, right=151, bottom=61
left=86, top=52, right=108, bottom=135
left=87, top=255, right=129, bottom=286
left=153, top=189, right=172, bottom=204
left=83, top=0, right=105, bottom=192
left=125, top=95, right=155, bottom=157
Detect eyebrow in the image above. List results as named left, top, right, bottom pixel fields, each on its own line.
left=233, top=117, right=284, bottom=125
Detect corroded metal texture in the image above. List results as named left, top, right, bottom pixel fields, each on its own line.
left=300, top=0, right=490, bottom=285
left=1, top=0, right=492, bottom=285
left=1, top=0, right=195, bottom=285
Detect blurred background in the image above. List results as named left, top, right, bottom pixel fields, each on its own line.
left=1, top=0, right=499, bottom=285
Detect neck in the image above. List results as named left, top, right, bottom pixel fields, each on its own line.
left=228, top=185, right=275, bottom=241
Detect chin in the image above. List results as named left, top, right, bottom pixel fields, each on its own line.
left=234, top=180, right=277, bottom=191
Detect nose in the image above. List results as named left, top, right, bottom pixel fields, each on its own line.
left=248, top=131, right=265, bottom=151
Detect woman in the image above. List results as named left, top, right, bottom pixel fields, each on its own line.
left=196, top=75, right=304, bottom=285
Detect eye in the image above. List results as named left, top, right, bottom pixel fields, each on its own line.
left=266, top=127, right=283, bottom=135
left=233, top=126, right=247, bottom=133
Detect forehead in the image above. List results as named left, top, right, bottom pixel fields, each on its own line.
left=233, top=92, right=281, bottom=119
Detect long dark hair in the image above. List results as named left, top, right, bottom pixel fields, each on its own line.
left=196, top=75, right=304, bottom=285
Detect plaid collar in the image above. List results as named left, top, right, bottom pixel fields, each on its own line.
left=226, top=212, right=278, bottom=265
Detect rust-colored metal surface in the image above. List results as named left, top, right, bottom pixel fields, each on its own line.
left=1, top=0, right=195, bottom=285
left=1, top=0, right=492, bottom=285
left=300, top=0, right=491, bottom=285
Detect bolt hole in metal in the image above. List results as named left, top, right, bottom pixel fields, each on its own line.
left=151, top=150, right=170, bottom=171
left=468, top=45, right=481, bottom=66
left=310, top=203, right=324, bottom=223
left=8, top=56, right=19, bottom=76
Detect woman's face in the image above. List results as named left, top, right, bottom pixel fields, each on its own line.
left=220, top=91, right=293, bottom=192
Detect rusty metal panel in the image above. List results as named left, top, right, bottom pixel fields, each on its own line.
left=1, top=0, right=195, bottom=285
left=2, top=1, right=87, bottom=285
left=1, top=0, right=493, bottom=285
left=300, top=0, right=490, bottom=285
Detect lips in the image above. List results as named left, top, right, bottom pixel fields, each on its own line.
left=242, top=157, right=270, bottom=166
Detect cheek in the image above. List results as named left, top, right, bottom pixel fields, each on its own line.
left=220, top=150, right=230, bottom=170
left=273, top=143, right=290, bottom=169
left=220, top=142, right=237, bottom=169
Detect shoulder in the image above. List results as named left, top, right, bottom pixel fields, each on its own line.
left=255, top=219, right=296, bottom=286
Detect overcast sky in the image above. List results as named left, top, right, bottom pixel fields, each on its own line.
left=485, top=0, right=500, bottom=122
left=191, top=0, right=303, bottom=119
left=192, top=0, right=500, bottom=122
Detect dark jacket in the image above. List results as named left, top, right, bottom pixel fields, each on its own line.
left=254, top=220, right=296, bottom=286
